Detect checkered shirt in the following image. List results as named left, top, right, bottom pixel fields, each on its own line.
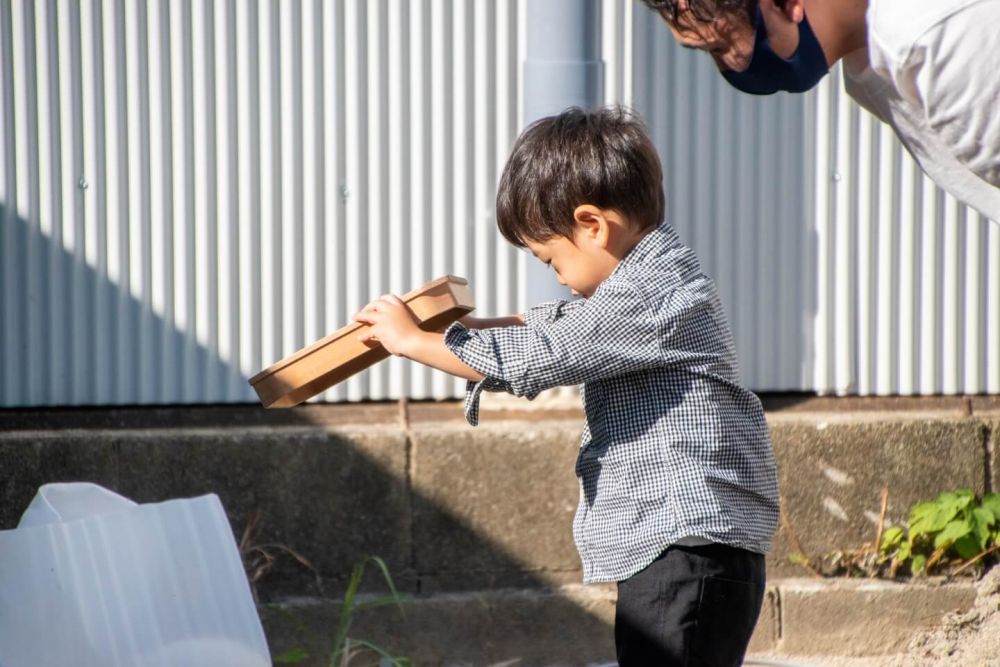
left=443, top=224, right=780, bottom=583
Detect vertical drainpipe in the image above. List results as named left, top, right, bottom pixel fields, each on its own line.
left=522, top=0, right=604, bottom=305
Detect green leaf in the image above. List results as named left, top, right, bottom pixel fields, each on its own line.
left=981, top=493, right=1000, bottom=521
left=911, top=554, right=927, bottom=576
left=880, top=526, right=905, bottom=552
left=364, top=556, right=407, bottom=619
left=954, top=534, right=981, bottom=560
left=328, top=557, right=411, bottom=667
left=274, top=647, right=310, bottom=664
left=938, top=489, right=975, bottom=510
left=930, top=490, right=975, bottom=529
left=897, top=540, right=913, bottom=563
left=934, top=519, right=972, bottom=549
left=910, top=499, right=959, bottom=537
left=971, top=508, right=994, bottom=548
left=910, top=500, right=937, bottom=517
left=330, top=562, right=367, bottom=667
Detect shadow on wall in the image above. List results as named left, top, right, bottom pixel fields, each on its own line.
left=0, top=211, right=614, bottom=663
left=0, top=408, right=615, bottom=663
left=0, top=205, right=244, bottom=406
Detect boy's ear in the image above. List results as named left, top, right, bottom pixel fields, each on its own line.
left=572, top=204, right=610, bottom=248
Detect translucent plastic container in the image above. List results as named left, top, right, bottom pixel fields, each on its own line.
left=0, top=483, right=271, bottom=667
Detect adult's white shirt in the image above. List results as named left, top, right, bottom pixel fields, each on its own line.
left=842, top=0, right=1000, bottom=222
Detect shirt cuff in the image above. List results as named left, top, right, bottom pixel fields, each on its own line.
left=443, top=322, right=514, bottom=426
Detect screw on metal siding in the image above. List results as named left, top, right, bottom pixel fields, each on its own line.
left=832, top=172, right=842, bottom=182
left=340, top=184, right=351, bottom=199
left=78, top=177, right=89, bottom=190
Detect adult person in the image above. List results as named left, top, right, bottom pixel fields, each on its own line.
left=641, top=0, right=1000, bottom=222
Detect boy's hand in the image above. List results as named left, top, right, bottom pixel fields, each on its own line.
left=353, top=295, right=422, bottom=357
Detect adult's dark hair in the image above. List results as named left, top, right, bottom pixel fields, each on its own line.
left=496, top=106, right=665, bottom=247
left=639, top=0, right=759, bottom=25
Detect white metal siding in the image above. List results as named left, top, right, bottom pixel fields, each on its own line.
left=2, top=2, right=997, bottom=408
left=807, top=68, right=1000, bottom=395
left=1, top=0, right=528, bottom=406
left=631, top=10, right=999, bottom=395
left=632, top=11, right=812, bottom=392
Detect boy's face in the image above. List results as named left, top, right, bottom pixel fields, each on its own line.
left=524, top=228, right=614, bottom=299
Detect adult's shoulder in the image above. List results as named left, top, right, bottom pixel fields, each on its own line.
left=867, top=0, right=989, bottom=61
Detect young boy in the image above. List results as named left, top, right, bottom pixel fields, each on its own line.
left=354, top=106, right=780, bottom=665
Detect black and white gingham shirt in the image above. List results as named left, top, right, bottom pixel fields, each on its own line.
left=443, top=224, right=780, bottom=583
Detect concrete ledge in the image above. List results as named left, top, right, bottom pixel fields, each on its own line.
left=261, top=584, right=618, bottom=666
left=3, top=394, right=997, bottom=430
left=259, top=578, right=975, bottom=665
left=775, top=578, right=976, bottom=656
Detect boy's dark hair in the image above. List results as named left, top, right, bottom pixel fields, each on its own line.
left=496, top=106, right=665, bottom=247
left=640, top=0, right=759, bottom=25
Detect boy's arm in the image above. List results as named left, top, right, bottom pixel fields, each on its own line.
left=444, top=279, right=664, bottom=396
left=401, top=330, right=485, bottom=381
left=352, top=294, right=486, bottom=380
left=355, top=283, right=667, bottom=425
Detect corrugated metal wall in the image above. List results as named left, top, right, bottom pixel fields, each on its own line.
left=806, top=68, right=1000, bottom=395
left=1, top=1, right=997, bottom=407
left=631, top=9, right=999, bottom=395
left=1, top=0, right=529, bottom=406
left=632, top=12, right=809, bottom=392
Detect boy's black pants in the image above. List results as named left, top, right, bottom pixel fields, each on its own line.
left=615, top=542, right=765, bottom=666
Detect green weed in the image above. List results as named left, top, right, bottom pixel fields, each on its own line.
left=275, top=556, right=412, bottom=667
left=880, top=490, right=1000, bottom=577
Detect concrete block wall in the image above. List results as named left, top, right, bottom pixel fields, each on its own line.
left=767, top=415, right=993, bottom=576
left=4, top=400, right=996, bottom=598
left=1, top=397, right=997, bottom=663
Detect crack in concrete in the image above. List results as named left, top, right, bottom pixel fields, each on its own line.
left=399, top=397, right=419, bottom=593
left=985, top=421, right=995, bottom=494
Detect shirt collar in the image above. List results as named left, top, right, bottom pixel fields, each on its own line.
left=609, top=223, right=674, bottom=278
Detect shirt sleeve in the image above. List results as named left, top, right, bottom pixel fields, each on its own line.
left=907, top=1, right=1000, bottom=188
left=443, top=278, right=663, bottom=425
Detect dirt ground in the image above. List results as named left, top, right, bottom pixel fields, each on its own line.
left=748, top=566, right=1000, bottom=667
left=895, top=564, right=1000, bottom=666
